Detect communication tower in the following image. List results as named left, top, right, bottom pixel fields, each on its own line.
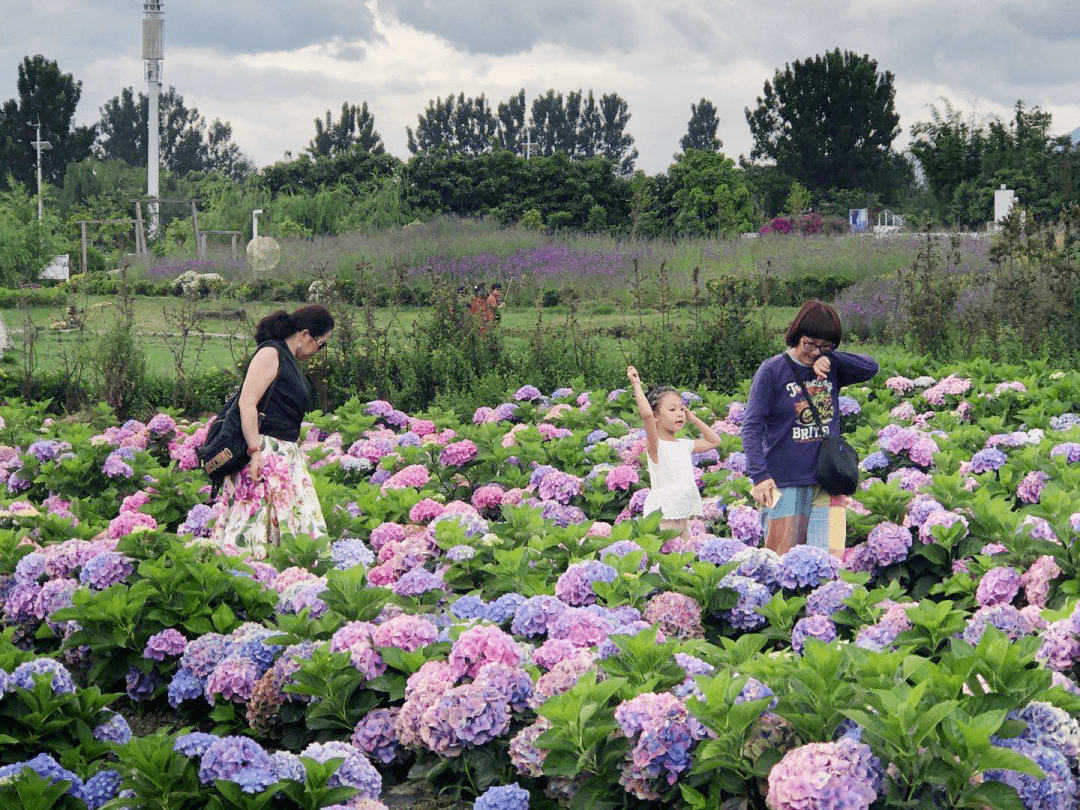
left=143, top=1, right=164, bottom=237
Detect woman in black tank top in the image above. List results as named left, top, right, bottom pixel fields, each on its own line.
left=208, top=305, right=334, bottom=558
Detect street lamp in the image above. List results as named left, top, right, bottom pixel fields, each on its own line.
left=28, top=119, right=52, bottom=221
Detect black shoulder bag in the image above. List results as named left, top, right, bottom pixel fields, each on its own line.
left=196, top=344, right=282, bottom=492
left=784, top=353, right=859, bottom=496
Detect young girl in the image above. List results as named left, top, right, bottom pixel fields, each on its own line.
left=627, top=365, right=724, bottom=539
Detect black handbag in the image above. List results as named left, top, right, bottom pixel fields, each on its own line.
left=196, top=350, right=282, bottom=488
left=784, top=353, right=859, bottom=496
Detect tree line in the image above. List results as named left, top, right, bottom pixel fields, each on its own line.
left=1, top=49, right=1077, bottom=247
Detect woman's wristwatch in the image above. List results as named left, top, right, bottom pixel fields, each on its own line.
left=248, top=446, right=262, bottom=455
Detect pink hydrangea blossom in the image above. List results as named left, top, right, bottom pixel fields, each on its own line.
left=471, top=484, right=505, bottom=510
left=448, top=625, right=524, bottom=681
left=885, top=376, right=915, bottom=394
left=1021, top=555, right=1061, bottom=608
left=1017, top=471, right=1049, bottom=504
left=531, top=639, right=582, bottom=670
left=408, top=499, right=445, bottom=523
left=371, top=614, right=438, bottom=651
left=918, top=510, right=969, bottom=544
left=766, top=738, right=882, bottom=810
left=119, top=490, right=152, bottom=513
left=587, top=521, right=613, bottom=538
left=330, top=622, right=386, bottom=680
left=642, top=591, right=703, bottom=639
left=106, top=510, right=158, bottom=540
left=439, top=440, right=478, bottom=466
left=272, top=566, right=318, bottom=593
left=605, top=465, right=639, bottom=491
left=409, top=418, right=436, bottom=436
left=922, top=374, right=971, bottom=406
left=537, top=423, right=572, bottom=441
left=383, top=465, right=430, bottom=490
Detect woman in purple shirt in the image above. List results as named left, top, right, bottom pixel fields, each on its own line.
left=741, top=301, right=878, bottom=555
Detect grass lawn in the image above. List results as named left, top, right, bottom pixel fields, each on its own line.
left=1, top=296, right=802, bottom=378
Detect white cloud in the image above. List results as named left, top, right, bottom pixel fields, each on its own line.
left=2, top=0, right=1077, bottom=175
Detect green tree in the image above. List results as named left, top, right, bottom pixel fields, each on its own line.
left=910, top=99, right=1079, bottom=227
left=527, top=89, right=636, bottom=174
left=595, top=92, right=638, bottom=176
left=784, top=180, right=812, bottom=218
left=496, top=89, right=527, bottom=153
left=745, top=49, right=901, bottom=196
left=664, top=150, right=757, bottom=236
left=308, top=101, right=384, bottom=157
left=0, top=180, right=61, bottom=285
left=406, top=93, right=498, bottom=156
left=908, top=99, right=985, bottom=226
left=0, top=55, right=95, bottom=190
left=95, top=86, right=251, bottom=179
left=259, top=149, right=400, bottom=197
left=529, top=89, right=575, bottom=157
left=680, top=98, right=722, bottom=152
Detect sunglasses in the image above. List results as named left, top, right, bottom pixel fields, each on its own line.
left=309, top=332, right=329, bottom=351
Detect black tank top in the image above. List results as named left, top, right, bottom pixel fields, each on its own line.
left=257, top=340, right=312, bottom=442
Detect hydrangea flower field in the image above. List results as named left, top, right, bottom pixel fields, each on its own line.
left=2, top=364, right=1080, bottom=809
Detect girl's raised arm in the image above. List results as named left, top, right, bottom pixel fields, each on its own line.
left=627, top=366, right=659, bottom=464
left=686, top=407, right=725, bottom=453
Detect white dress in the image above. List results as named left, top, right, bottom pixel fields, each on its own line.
left=642, top=438, right=703, bottom=519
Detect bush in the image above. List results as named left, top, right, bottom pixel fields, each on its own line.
left=0, top=287, right=66, bottom=308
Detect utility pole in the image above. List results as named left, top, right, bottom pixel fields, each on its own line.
left=143, top=1, right=164, bottom=238
left=28, top=119, right=51, bottom=221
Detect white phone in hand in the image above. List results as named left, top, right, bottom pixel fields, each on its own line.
left=769, top=489, right=782, bottom=508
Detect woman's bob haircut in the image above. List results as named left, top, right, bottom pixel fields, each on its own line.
left=784, top=300, right=843, bottom=348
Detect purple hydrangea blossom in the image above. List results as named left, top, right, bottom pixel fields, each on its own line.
left=197, top=736, right=276, bottom=793
left=392, top=568, right=446, bottom=597
left=976, top=567, right=1022, bottom=607
left=12, top=658, right=76, bottom=694
left=806, top=580, right=857, bottom=616
left=865, top=522, right=913, bottom=567
left=697, top=536, right=749, bottom=565
left=720, top=574, right=771, bottom=630
left=486, top=592, right=525, bottom=624
left=554, top=561, right=617, bottom=606
left=985, top=737, right=1076, bottom=810
left=963, top=605, right=1034, bottom=646
left=1050, top=443, right=1080, bottom=463
left=777, top=545, right=839, bottom=590
left=766, top=738, right=883, bottom=810
left=79, top=552, right=134, bottom=589
left=144, top=629, right=187, bottom=661
left=727, top=505, right=764, bottom=544
left=473, top=783, right=530, bottom=810
left=93, top=713, right=133, bottom=744
left=299, top=741, right=382, bottom=799
left=970, top=448, right=1008, bottom=474
left=511, top=595, right=568, bottom=637
left=419, top=683, right=512, bottom=756
left=791, top=615, right=838, bottom=654
left=352, top=708, right=402, bottom=765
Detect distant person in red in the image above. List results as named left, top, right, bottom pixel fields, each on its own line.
left=487, top=282, right=505, bottom=324
left=470, top=284, right=495, bottom=334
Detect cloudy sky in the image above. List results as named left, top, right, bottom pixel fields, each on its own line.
left=3, top=0, right=1078, bottom=174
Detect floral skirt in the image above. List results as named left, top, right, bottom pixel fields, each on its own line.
left=209, top=435, right=326, bottom=558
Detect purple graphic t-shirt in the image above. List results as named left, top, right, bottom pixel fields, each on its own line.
left=741, top=350, right=879, bottom=488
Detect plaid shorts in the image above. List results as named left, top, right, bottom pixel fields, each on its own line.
left=762, top=486, right=846, bottom=558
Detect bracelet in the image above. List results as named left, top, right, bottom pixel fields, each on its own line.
left=248, top=446, right=262, bottom=455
